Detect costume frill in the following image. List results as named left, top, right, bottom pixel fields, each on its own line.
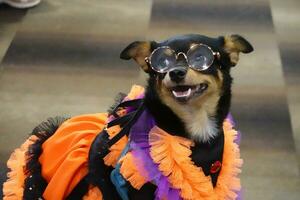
left=3, top=85, right=242, bottom=200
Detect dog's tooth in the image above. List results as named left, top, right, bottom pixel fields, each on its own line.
left=187, top=88, right=192, bottom=97
left=200, top=84, right=208, bottom=90
left=172, top=90, right=183, bottom=98
left=172, top=88, right=192, bottom=98
left=172, top=90, right=178, bottom=97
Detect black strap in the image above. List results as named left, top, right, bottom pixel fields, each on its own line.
left=107, top=112, right=136, bottom=128
left=104, top=98, right=144, bottom=148
left=107, top=102, right=144, bottom=147
left=87, top=98, right=145, bottom=200
left=88, top=130, right=120, bottom=200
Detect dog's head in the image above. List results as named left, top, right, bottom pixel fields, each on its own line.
left=120, top=34, right=253, bottom=141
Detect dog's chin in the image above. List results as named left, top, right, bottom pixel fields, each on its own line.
left=167, top=83, right=209, bottom=103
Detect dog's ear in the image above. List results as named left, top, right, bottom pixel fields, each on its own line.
left=120, top=41, right=156, bottom=73
left=223, top=34, right=253, bottom=66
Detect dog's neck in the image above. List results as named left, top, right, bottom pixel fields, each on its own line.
left=180, top=106, right=218, bottom=143
left=144, top=82, right=223, bottom=143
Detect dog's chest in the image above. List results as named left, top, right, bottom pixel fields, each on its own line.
left=144, top=96, right=224, bottom=186
left=191, top=132, right=224, bottom=186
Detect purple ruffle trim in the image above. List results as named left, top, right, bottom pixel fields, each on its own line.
left=227, top=113, right=241, bottom=145
left=129, top=109, right=181, bottom=200
left=126, top=109, right=242, bottom=200
left=227, top=113, right=242, bottom=200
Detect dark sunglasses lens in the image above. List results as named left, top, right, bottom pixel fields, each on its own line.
left=188, top=45, right=214, bottom=71
left=150, top=47, right=176, bottom=73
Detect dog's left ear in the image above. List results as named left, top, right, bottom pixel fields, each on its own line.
left=120, top=41, right=156, bottom=73
left=223, top=34, right=253, bottom=66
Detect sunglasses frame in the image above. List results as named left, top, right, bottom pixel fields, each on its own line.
left=145, top=43, right=220, bottom=73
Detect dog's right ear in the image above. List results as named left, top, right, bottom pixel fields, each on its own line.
left=120, top=41, right=156, bottom=73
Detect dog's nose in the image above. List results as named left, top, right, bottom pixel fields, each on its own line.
left=169, top=68, right=187, bottom=83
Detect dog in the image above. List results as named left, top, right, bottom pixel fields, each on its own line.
left=3, top=34, right=253, bottom=200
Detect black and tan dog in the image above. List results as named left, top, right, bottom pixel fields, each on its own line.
left=120, top=34, right=253, bottom=199
left=3, top=34, right=253, bottom=200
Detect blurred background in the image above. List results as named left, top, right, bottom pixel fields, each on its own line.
left=0, top=0, right=299, bottom=199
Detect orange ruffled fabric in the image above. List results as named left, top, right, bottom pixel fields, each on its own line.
left=149, top=127, right=214, bottom=200
left=3, top=85, right=144, bottom=200
left=103, top=125, right=127, bottom=167
left=214, top=119, right=243, bottom=200
left=148, top=118, right=242, bottom=200
left=119, top=152, right=148, bottom=190
left=39, top=85, right=144, bottom=200
left=38, top=113, right=108, bottom=200
left=3, top=135, right=38, bottom=200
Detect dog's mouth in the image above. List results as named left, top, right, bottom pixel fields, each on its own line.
left=169, top=83, right=208, bottom=103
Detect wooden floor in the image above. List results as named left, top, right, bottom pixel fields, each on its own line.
left=0, top=0, right=299, bottom=199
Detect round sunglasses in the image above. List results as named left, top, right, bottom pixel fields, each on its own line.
left=145, top=44, right=220, bottom=73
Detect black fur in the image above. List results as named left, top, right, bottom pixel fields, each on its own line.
left=229, top=34, right=254, bottom=53
left=107, top=92, right=127, bottom=115
left=128, top=183, right=156, bottom=200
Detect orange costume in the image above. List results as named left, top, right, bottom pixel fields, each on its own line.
left=3, top=85, right=242, bottom=200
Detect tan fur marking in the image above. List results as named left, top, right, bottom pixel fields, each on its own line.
left=224, top=36, right=237, bottom=51
left=224, top=36, right=242, bottom=66
left=130, top=42, right=151, bottom=72
left=158, top=68, right=223, bottom=142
